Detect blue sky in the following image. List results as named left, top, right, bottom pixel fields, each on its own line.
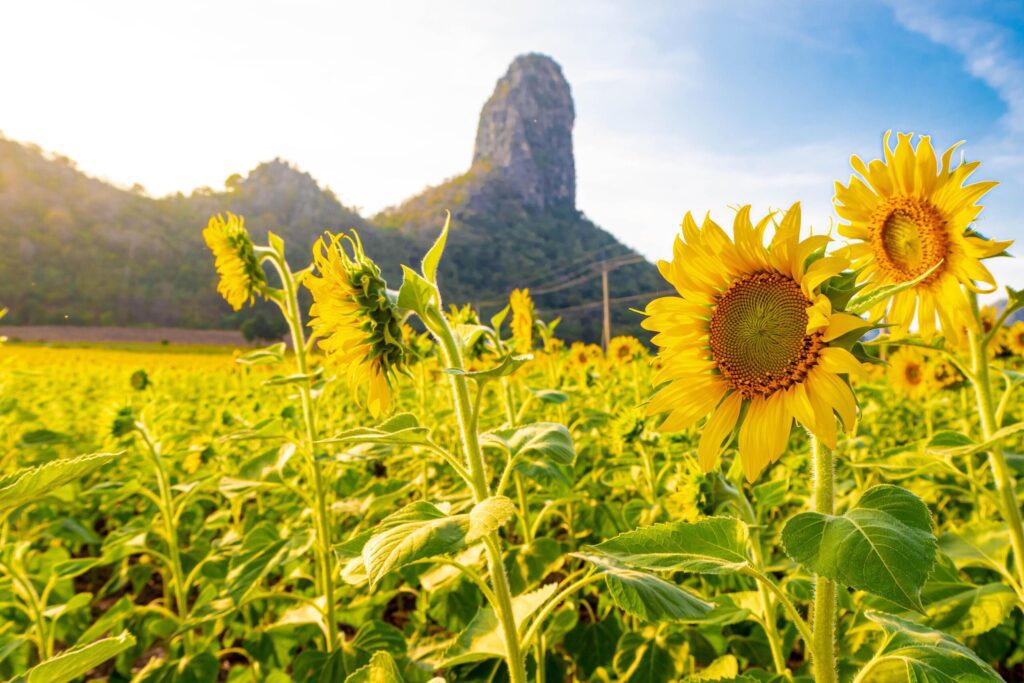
left=2, top=0, right=1022, bottom=288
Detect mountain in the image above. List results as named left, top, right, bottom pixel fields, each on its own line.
left=0, top=53, right=660, bottom=341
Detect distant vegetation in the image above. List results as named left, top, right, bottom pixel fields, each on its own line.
left=0, top=136, right=659, bottom=341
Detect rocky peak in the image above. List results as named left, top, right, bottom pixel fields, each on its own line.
left=472, top=53, right=576, bottom=210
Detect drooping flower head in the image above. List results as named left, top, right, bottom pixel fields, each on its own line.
left=643, top=203, right=866, bottom=481
left=834, top=132, right=1011, bottom=341
left=509, top=288, right=535, bottom=353
left=306, top=232, right=406, bottom=415
left=203, top=213, right=266, bottom=310
left=608, top=335, right=644, bottom=364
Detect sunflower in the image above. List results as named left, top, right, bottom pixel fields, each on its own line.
left=569, top=341, right=603, bottom=368
left=888, top=347, right=932, bottom=399
left=834, top=132, right=1011, bottom=341
left=306, top=232, right=406, bottom=415
left=642, top=203, right=866, bottom=481
left=509, top=288, right=535, bottom=353
left=1006, top=322, right=1024, bottom=357
left=608, top=335, right=644, bottom=364
left=203, top=213, right=266, bottom=310
left=930, top=356, right=961, bottom=389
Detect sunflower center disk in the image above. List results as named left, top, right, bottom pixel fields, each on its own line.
left=709, top=272, right=822, bottom=399
left=872, top=197, right=948, bottom=282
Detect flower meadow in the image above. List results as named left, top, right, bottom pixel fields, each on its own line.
left=2, top=132, right=1024, bottom=681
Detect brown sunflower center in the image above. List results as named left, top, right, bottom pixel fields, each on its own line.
left=709, top=272, right=823, bottom=399
left=904, top=363, right=922, bottom=385
left=870, top=197, right=948, bottom=283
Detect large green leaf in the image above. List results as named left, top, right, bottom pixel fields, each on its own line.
left=443, top=583, right=558, bottom=666
left=590, top=517, right=750, bottom=574
left=858, top=611, right=1002, bottom=682
left=576, top=553, right=713, bottom=622
left=363, top=502, right=470, bottom=587
left=782, top=485, right=936, bottom=612
left=363, top=497, right=513, bottom=587
left=0, top=452, right=117, bottom=511
left=20, top=631, right=135, bottom=683
left=481, top=423, right=575, bottom=465
left=319, top=413, right=430, bottom=447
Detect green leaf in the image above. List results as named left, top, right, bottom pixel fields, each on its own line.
left=235, top=342, right=286, bottom=365
left=443, top=583, right=557, bottom=666
left=859, top=611, right=1002, bottom=682
left=482, top=423, right=575, bottom=465
left=847, top=260, right=943, bottom=315
left=397, top=265, right=435, bottom=316
left=612, top=631, right=680, bottom=683
left=483, top=422, right=576, bottom=488
left=363, top=502, right=470, bottom=587
left=782, top=484, right=936, bottom=612
left=344, top=651, right=404, bottom=683
left=926, top=430, right=977, bottom=453
left=528, top=388, right=569, bottom=405
left=576, top=553, right=713, bottom=622
left=228, top=523, right=309, bottom=603
left=922, top=556, right=1017, bottom=637
left=467, top=496, right=516, bottom=542
left=350, top=619, right=407, bottom=657
left=22, top=631, right=135, bottom=683
left=421, top=211, right=450, bottom=285
left=0, top=452, right=117, bottom=512
left=939, top=522, right=1012, bottom=577
left=319, top=413, right=430, bottom=447
left=590, top=517, right=750, bottom=574
left=444, top=353, right=532, bottom=381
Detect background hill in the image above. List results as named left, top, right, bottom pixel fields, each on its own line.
left=0, top=54, right=661, bottom=342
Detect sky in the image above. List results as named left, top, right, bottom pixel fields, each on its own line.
left=2, top=0, right=1023, bottom=289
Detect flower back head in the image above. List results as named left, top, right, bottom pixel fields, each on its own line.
left=306, top=231, right=407, bottom=415
left=203, top=213, right=266, bottom=310
left=509, top=288, right=535, bottom=353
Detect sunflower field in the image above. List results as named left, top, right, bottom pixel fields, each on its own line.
left=2, top=132, right=1024, bottom=682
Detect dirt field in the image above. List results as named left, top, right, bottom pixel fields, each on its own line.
left=0, top=325, right=247, bottom=346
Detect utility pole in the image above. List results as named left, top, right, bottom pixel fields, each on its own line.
left=601, top=262, right=611, bottom=352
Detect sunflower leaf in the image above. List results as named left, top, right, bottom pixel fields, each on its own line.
left=421, top=211, right=450, bottom=286
left=782, top=484, right=936, bottom=612
left=846, top=260, right=943, bottom=315
left=858, top=611, right=1002, bottom=682
left=21, top=631, right=136, bottom=683
left=588, top=517, right=750, bottom=574
left=575, top=553, right=714, bottom=622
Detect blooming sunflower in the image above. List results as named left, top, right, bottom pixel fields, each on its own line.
left=930, top=356, right=961, bottom=389
left=643, top=203, right=866, bottom=481
left=608, top=335, right=644, bottom=364
left=202, top=213, right=266, bottom=310
left=888, top=347, right=932, bottom=400
left=509, top=288, right=535, bottom=353
left=1006, top=322, right=1024, bottom=357
left=834, top=132, right=1011, bottom=341
left=306, top=232, right=406, bottom=415
left=569, top=341, right=603, bottom=368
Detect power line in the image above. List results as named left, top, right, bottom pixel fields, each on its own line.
left=537, top=289, right=675, bottom=316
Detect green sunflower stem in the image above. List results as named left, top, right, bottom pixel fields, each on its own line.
left=968, top=294, right=1024, bottom=591
left=428, top=308, right=527, bottom=683
left=810, top=435, right=837, bottom=683
left=266, top=250, right=339, bottom=653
